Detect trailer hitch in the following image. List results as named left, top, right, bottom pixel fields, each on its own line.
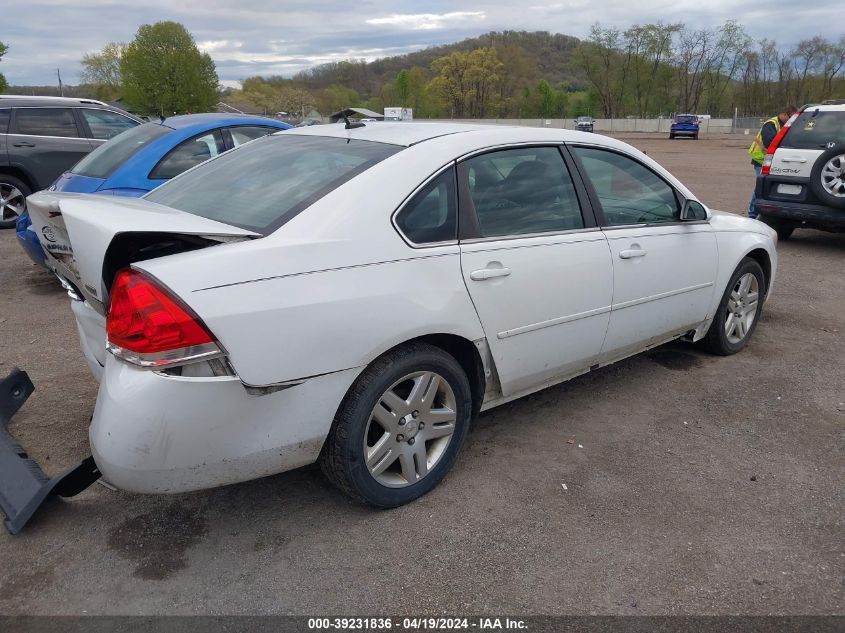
left=0, top=368, right=101, bottom=534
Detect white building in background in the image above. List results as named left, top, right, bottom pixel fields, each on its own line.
left=384, top=107, right=413, bottom=121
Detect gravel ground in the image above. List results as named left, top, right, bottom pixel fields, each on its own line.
left=0, top=133, right=842, bottom=616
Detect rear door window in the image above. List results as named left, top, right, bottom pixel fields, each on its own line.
left=460, top=146, right=584, bottom=238
left=13, top=108, right=80, bottom=137
left=780, top=110, right=845, bottom=150
left=81, top=108, right=138, bottom=140
left=0, top=109, right=9, bottom=134
left=150, top=130, right=227, bottom=180
left=145, top=134, right=401, bottom=234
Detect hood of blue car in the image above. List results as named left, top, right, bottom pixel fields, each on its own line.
left=51, top=172, right=106, bottom=194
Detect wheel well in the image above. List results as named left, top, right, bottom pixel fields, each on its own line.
left=410, top=334, right=487, bottom=418
left=746, top=248, right=771, bottom=295
left=0, top=167, right=36, bottom=193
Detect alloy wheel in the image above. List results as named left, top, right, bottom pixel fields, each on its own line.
left=820, top=153, right=845, bottom=197
left=364, top=371, right=457, bottom=487
left=0, top=183, right=25, bottom=222
left=725, top=273, right=759, bottom=344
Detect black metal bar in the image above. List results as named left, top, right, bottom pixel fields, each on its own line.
left=0, top=368, right=101, bottom=534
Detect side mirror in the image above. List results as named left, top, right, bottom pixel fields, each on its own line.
left=681, top=199, right=709, bottom=221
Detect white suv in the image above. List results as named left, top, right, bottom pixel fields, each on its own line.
left=755, top=100, right=845, bottom=239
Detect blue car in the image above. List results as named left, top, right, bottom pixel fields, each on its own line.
left=16, top=113, right=292, bottom=265
left=669, top=114, right=700, bottom=140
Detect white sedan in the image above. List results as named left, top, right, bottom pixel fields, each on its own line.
left=28, top=122, right=778, bottom=507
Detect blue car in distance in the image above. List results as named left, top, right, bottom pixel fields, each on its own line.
left=17, top=113, right=292, bottom=265
left=669, top=113, right=700, bottom=140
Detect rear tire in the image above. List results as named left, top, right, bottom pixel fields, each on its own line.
left=669, top=133, right=676, bottom=139
left=809, top=147, right=845, bottom=209
left=0, top=174, right=30, bottom=229
left=320, top=342, right=472, bottom=507
left=698, top=258, right=766, bottom=356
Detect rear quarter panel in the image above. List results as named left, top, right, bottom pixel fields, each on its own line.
left=156, top=248, right=485, bottom=386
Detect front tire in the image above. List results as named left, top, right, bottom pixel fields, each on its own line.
left=698, top=258, right=766, bottom=356
left=0, top=174, right=31, bottom=229
left=320, top=342, right=472, bottom=507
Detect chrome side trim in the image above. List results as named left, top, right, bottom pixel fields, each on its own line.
left=5, top=133, right=90, bottom=142
left=611, top=282, right=714, bottom=311
left=493, top=282, right=713, bottom=341
left=497, top=305, right=611, bottom=339
left=455, top=141, right=565, bottom=162
left=461, top=227, right=603, bottom=246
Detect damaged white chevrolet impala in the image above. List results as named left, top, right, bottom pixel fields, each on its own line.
left=2, top=122, right=778, bottom=532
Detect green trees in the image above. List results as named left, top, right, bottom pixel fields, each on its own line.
left=575, top=21, right=845, bottom=117
left=80, top=42, right=124, bottom=101
left=241, top=76, right=317, bottom=116
left=79, top=22, right=218, bottom=114
left=430, top=48, right=504, bottom=118
left=120, top=22, right=219, bottom=115
left=0, top=41, right=8, bottom=93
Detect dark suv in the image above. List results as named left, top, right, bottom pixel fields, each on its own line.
left=0, top=96, right=141, bottom=227
left=755, top=101, right=845, bottom=239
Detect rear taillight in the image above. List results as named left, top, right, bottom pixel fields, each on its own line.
left=106, top=268, right=223, bottom=368
left=761, top=113, right=798, bottom=175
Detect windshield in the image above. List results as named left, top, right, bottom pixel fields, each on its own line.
left=145, top=134, right=402, bottom=234
left=781, top=110, right=845, bottom=150
left=73, top=123, right=171, bottom=179
left=577, top=117, right=592, bottom=122
left=675, top=115, right=697, bottom=123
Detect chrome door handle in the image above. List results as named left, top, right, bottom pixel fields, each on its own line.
left=619, top=249, right=647, bottom=259
left=780, top=157, right=807, bottom=163
left=470, top=267, right=512, bottom=281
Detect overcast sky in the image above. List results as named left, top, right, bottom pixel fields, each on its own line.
left=1, top=1, right=839, bottom=87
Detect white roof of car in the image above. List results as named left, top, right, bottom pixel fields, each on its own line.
left=283, top=121, right=599, bottom=148
left=801, top=103, right=845, bottom=112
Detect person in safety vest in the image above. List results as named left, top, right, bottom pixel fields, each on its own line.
left=747, top=105, right=797, bottom=218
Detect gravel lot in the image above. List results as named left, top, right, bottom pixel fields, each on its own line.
left=0, top=133, right=842, bottom=616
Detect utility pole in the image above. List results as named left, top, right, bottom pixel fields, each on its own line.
left=56, top=68, right=64, bottom=96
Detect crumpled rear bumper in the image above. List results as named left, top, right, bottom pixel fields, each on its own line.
left=0, top=368, right=101, bottom=534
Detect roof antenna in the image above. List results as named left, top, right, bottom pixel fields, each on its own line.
left=343, top=114, right=365, bottom=130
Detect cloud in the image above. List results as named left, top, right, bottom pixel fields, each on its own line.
left=197, top=40, right=243, bottom=53
left=366, top=11, right=487, bottom=31
left=0, top=1, right=839, bottom=85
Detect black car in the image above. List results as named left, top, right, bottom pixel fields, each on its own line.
left=574, top=116, right=595, bottom=133
left=0, top=96, right=141, bottom=228
left=755, top=101, right=845, bottom=239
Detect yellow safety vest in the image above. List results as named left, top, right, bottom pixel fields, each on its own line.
left=748, top=116, right=781, bottom=164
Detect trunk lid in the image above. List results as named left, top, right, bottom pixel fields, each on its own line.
left=27, top=191, right=259, bottom=315
left=51, top=172, right=106, bottom=194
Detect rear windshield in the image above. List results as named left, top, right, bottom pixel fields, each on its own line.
left=73, top=122, right=171, bottom=178
left=675, top=115, right=697, bottom=123
left=145, top=134, right=402, bottom=234
left=781, top=110, right=845, bottom=150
